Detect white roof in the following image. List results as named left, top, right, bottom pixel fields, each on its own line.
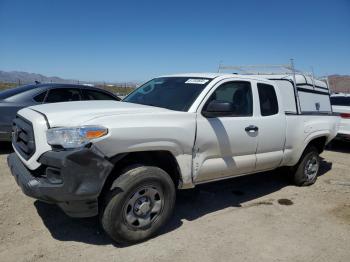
left=331, top=93, right=350, bottom=97
left=160, top=72, right=275, bottom=82
left=160, top=73, right=223, bottom=79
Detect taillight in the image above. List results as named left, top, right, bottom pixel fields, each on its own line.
left=340, top=113, right=350, bottom=119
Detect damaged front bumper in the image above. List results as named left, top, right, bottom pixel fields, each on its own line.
left=7, top=146, right=113, bottom=217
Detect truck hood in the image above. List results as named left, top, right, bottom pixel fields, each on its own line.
left=26, top=101, right=171, bottom=127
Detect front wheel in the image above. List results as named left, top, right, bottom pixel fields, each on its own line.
left=100, top=165, right=176, bottom=244
left=292, top=146, right=320, bottom=186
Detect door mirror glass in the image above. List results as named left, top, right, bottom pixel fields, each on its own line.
left=203, top=100, right=235, bottom=117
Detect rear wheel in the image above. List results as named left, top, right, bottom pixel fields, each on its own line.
left=100, top=165, right=176, bottom=244
left=291, top=146, right=320, bottom=186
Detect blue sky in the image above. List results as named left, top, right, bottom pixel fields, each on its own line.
left=0, top=0, right=349, bottom=82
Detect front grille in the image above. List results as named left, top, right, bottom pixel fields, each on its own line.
left=12, top=116, right=36, bottom=160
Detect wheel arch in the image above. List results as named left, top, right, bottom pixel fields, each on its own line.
left=294, top=135, right=328, bottom=165
left=305, top=136, right=328, bottom=154
left=99, top=150, right=184, bottom=200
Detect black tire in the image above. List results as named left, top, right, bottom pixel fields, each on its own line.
left=291, top=146, right=320, bottom=186
left=100, top=165, right=176, bottom=244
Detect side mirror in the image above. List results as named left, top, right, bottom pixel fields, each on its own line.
left=202, top=100, right=235, bottom=117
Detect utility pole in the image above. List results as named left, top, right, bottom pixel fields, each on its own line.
left=217, top=60, right=223, bottom=73
left=311, top=66, right=315, bottom=90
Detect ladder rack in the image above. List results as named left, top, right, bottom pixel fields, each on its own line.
left=217, top=59, right=327, bottom=114
left=218, top=62, right=305, bottom=76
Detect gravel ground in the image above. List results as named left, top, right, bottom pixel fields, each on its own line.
left=0, top=141, right=349, bottom=262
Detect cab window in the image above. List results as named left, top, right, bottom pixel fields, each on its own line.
left=257, top=83, right=278, bottom=116
left=203, top=81, right=253, bottom=116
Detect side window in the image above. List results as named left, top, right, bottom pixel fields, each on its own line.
left=82, top=89, right=117, bottom=101
left=204, top=81, right=253, bottom=116
left=46, top=88, right=81, bottom=103
left=33, top=91, right=47, bottom=103
left=257, top=83, right=279, bottom=116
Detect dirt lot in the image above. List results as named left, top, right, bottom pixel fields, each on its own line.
left=0, top=142, right=349, bottom=262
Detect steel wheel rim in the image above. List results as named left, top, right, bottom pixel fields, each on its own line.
left=304, top=155, right=319, bottom=181
left=123, top=184, right=163, bottom=229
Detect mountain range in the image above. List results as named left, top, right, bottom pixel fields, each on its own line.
left=328, top=75, right=350, bottom=93
left=0, top=70, right=77, bottom=84
left=0, top=70, right=138, bottom=86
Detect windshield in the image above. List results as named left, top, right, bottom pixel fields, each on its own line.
left=123, top=77, right=211, bottom=111
left=0, top=84, right=36, bottom=100
left=331, top=96, right=350, bottom=106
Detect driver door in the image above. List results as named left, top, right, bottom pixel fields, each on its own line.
left=193, top=80, right=259, bottom=183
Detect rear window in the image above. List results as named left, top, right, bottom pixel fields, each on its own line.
left=331, top=97, right=350, bottom=106
left=33, top=91, right=47, bottom=102
left=0, top=85, right=35, bottom=100
left=46, top=88, right=81, bottom=103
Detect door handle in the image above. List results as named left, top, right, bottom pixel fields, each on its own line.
left=245, top=125, right=259, bottom=132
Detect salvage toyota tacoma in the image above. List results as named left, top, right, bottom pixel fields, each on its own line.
left=8, top=73, right=338, bottom=244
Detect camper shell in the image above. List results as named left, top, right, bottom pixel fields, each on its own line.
left=251, top=74, right=331, bottom=115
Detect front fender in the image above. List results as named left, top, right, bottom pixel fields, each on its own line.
left=88, top=112, right=197, bottom=189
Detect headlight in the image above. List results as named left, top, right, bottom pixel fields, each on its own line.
left=46, top=126, right=108, bottom=149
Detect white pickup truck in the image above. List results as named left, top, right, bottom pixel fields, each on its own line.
left=8, top=73, right=338, bottom=244
left=331, top=93, right=350, bottom=140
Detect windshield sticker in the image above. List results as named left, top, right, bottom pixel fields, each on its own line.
left=185, top=79, right=209, bottom=85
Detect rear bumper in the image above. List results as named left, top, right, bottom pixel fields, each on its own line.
left=337, top=118, right=350, bottom=136
left=0, top=125, right=12, bottom=141
left=7, top=146, right=114, bottom=217
left=337, top=128, right=350, bottom=136
left=335, top=133, right=350, bottom=141
left=336, top=120, right=350, bottom=140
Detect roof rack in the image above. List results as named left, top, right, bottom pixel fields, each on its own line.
left=217, top=59, right=310, bottom=76
left=218, top=64, right=299, bottom=75
left=217, top=60, right=328, bottom=85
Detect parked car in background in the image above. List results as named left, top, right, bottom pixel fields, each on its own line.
left=8, top=73, right=338, bottom=244
left=0, top=83, right=120, bottom=141
left=331, top=93, right=350, bottom=141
